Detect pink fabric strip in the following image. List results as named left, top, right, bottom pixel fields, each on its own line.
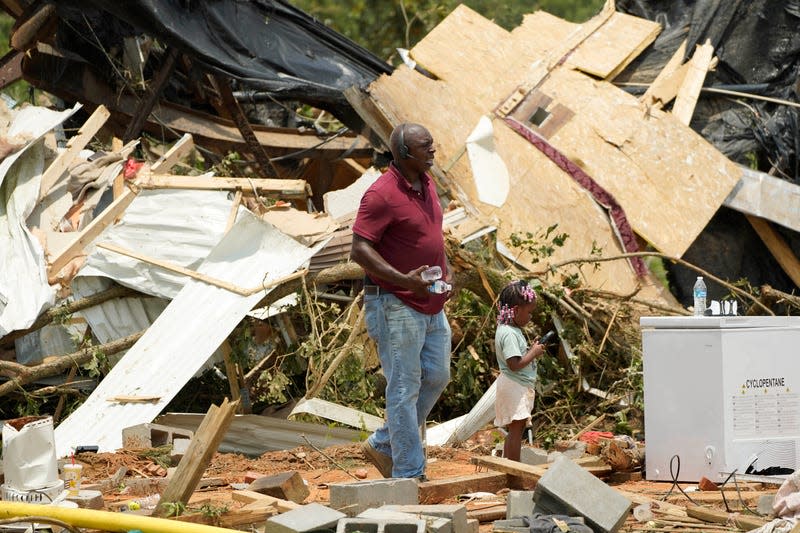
left=504, top=116, right=647, bottom=277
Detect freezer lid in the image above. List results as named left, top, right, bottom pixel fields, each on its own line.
left=640, top=316, right=800, bottom=329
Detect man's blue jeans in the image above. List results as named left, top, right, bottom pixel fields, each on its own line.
left=364, top=291, right=451, bottom=478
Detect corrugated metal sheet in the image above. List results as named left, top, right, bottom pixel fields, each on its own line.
left=158, top=413, right=364, bottom=456
left=0, top=104, right=80, bottom=335
left=54, top=211, right=322, bottom=457
left=76, top=188, right=241, bottom=299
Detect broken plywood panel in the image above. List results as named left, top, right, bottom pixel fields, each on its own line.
left=510, top=9, right=661, bottom=81
left=537, top=67, right=739, bottom=256
left=409, top=5, right=737, bottom=259
left=566, top=12, right=661, bottom=80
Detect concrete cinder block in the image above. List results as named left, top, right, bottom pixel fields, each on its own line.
left=337, top=517, right=425, bottom=533
left=329, top=478, right=419, bottom=516
left=520, top=447, right=549, bottom=466
left=359, top=508, right=450, bottom=533
left=265, top=502, right=346, bottom=533
left=249, top=471, right=310, bottom=504
left=466, top=518, right=479, bottom=533
left=170, top=437, right=191, bottom=463
left=506, top=491, right=536, bottom=519
left=491, top=518, right=528, bottom=533
left=534, top=456, right=631, bottom=533
left=121, top=422, right=193, bottom=449
left=380, top=504, right=467, bottom=533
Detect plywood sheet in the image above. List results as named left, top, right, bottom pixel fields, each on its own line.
left=538, top=68, right=740, bottom=256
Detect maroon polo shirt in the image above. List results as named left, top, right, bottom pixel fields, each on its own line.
left=353, top=163, right=447, bottom=315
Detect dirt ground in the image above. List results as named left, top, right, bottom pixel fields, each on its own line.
left=68, top=427, right=778, bottom=533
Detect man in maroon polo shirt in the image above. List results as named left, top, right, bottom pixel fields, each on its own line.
left=351, top=123, right=452, bottom=480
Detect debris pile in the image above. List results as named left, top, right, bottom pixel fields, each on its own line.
left=0, top=0, right=800, bottom=532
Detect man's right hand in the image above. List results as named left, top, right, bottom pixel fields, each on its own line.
left=406, top=265, right=431, bottom=297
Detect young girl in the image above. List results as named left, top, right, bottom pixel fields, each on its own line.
left=494, top=279, right=546, bottom=461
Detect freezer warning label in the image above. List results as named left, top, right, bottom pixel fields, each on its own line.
left=731, top=391, right=800, bottom=439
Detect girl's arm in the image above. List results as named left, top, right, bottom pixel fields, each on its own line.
left=506, top=341, right=545, bottom=372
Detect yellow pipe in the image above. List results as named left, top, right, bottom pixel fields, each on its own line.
left=0, top=501, right=239, bottom=533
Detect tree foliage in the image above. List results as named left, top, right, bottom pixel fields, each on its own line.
left=291, top=0, right=605, bottom=62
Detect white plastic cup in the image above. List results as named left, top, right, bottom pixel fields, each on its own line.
left=62, top=464, right=82, bottom=496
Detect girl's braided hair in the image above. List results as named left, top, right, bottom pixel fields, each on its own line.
left=497, top=280, right=537, bottom=325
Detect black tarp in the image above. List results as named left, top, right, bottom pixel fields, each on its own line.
left=616, top=0, right=800, bottom=306
left=54, top=0, right=392, bottom=114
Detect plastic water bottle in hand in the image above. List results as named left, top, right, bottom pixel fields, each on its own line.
left=428, top=280, right=452, bottom=294
left=693, top=276, right=707, bottom=316
left=421, top=265, right=442, bottom=282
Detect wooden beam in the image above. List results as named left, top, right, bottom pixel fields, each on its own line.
left=0, top=49, right=23, bottom=90
left=48, top=186, right=138, bottom=277
left=219, top=340, right=242, bottom=410
left=672, top=40, right=714, bottom=125
left=123, top=47, right=180, bottom=143
left=136, top=173, right=308, bottom=199
left=213, top=75, right=278, bottom=178
left=471, top=455, right=548, bottom=481
left=747, top=215, right=800, bottom=287
left=151, top=133, right=195, bottom=173
left=38, top=105, right=111, bottom=200
left=418, top=472, right=508, bottom=504
left=95, top=243, right=308, bottom=297
left=154, top=398, right=239, bottom=517
left=685, top=505, right=767, bottom=530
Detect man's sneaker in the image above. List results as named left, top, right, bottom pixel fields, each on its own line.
left=361, top=440, right=393, bottom=478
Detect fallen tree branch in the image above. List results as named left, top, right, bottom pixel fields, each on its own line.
left=531, top=251, right=774, bottom=315
left=0, top=331, right=144, bottom=398
left=0, top=284, right=138, bottom=346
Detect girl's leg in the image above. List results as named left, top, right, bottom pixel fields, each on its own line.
left=504, top=419, right=526, bottom=461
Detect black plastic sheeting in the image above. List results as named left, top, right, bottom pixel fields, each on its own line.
left=55, top=0, right=392, bottom=112
left=616, top=0, right=800, bottom=183
left=616, top=0, right=800, bottom=308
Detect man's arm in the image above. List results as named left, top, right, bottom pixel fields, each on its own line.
left=350, top=234, right=429, bottom=297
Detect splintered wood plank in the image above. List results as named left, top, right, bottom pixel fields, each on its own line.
left=641, top=39, right=688, bottom=108
left=565, top=12, right=661, bottom=80
left=471, top=455, right=549, bottom=481
left=154, top=399, right=239, bottom=517
left=418, top=472, right=509, bottom=504
left=672, top=40, right=714, bottom=125
left=747, top=215, right=800, bottom=287
left=137, top=173, right=308, bottom=199
left=47, top=187, right=137, bottom=277
left=151, top=133, right=194, bottom=173
left=38, top=105, right=110, bottom=200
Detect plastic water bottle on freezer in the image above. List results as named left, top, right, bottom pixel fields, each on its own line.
left=693, top=276, right=707, bottom=316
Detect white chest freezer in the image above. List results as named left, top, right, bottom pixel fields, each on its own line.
left=641, top=315, right=800, bottom=482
